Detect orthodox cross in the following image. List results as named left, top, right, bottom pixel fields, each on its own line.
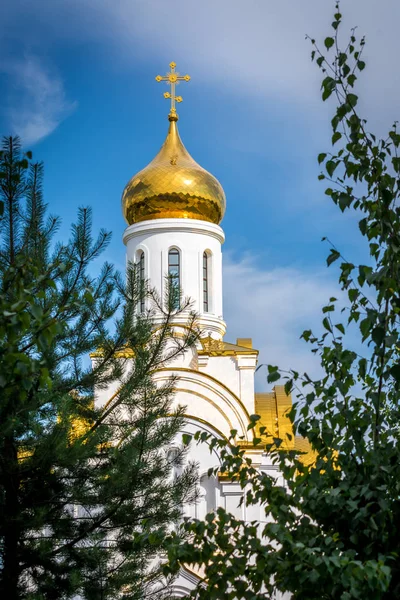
left=155, top=62, right=190, bottom=118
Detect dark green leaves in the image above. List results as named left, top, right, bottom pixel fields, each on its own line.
left=165, top=5, right=400, bottom=600
left=322, top=76, right=337, bottom=101
left=325, top=36, right=335, bottom=49
left=267, top=365, right=280, bottom=383
left=332, top=131, right=342, bottom=145
left=327, top=249, right=340, bottom=266
left=326, top=159, right=339, bottom=176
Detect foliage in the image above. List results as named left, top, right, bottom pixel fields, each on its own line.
left=0, top=136, right=198, bottom=600
left=165, top=5, right=400, bottom=599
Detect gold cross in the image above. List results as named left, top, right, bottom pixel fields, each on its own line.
left=155, top=62, right=190, bottom=119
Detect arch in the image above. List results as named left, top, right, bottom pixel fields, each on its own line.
left=100, top=367, right=253, bottom=442
left=168, top=247, right=181, bottom=309
left=197, top=471, right=220, bottom=518
left=155, top=368, right=252, bottom=441
left=181, top=414, right=229, bottom=443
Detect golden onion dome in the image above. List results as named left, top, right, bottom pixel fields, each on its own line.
left=122, top=114, right=226, bottom=225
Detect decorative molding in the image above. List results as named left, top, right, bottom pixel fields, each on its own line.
left=156, top=367, right=253, bottom=426
left=123, top=218, right=225, bottom=245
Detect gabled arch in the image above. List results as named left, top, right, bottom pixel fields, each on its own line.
left=155, top=367, right=252, bottom=441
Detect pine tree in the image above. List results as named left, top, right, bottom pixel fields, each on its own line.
left=0, top=136, right=198, bottom=600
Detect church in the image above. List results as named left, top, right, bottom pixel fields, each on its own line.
left=94, top=62, right=312, bottom=596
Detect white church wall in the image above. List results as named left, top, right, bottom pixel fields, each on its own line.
left=201, top=355, right=241, bottom=397
left=198, top=354, right=257, bottom=416
left=237, top=355, right=257, bottom=415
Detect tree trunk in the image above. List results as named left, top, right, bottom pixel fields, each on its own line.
left=1, top=436, right=21, bottom=600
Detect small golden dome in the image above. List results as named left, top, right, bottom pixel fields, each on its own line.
left=122, top=115, right=226, bottom=225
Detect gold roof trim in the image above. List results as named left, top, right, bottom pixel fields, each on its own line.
left=199, top=337, right=259, bottom=357
left=236, top=338, right=253, bottom=349
left=90, top=345, right=134, bottom=359
left=122, top=116, right=226, bottom=225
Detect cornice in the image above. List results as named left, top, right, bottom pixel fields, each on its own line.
left=123, top=218, right=225, bottom=245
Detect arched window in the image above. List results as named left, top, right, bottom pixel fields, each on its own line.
left=168, top=248, right=180, bottom=309
left=167, top=447, right=182, bottom=482
left=139, top=250, right=145, bottom=313
left=203, top=251, right=209, bottom=312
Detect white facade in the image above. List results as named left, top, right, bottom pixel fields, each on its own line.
left=118, top=214, right=288, bottom=597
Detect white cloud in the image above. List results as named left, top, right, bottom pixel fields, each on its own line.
left=23, top=0, right=396, bottom=128
left=223, top=253, right=338, bottom=389
left=2, top=1, right=399, bottom=138
left=2, top=56, right=76, bottom=145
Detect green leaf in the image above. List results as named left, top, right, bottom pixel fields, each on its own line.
left=389, top=364, right=400, bottom=381
left=338, top=193, right=352, bottom=211
left=322, top=77, right=336, bottom=101
left=318, top=153, right=327, bottom=164
left=247, top=414, right=261, bottom=430
left=284, top=380, right=293, bottom=396
left=359, top=218, right=368, bottom=235
left=322, top=317, right=332, bottom=332
left=371, top=326, right=385, bottom=346
left=182, top=433, right=192, bottom=446
left=326, top=160, right=338, bottom=177
left=348, top=288, right=359, bottom=302
left=249, top=413, right=261, bottom=422
left=358, top=357, right=367, bottom=379
left=324, top=37, right=334, bottom=49
left=267, top=371, right=280, bottom=384
left=322, top=305, right=334, bottom=313
left=346, top=93, right=358, bottom=107
left=327, top=249, right=340, bottom=266
left=347, top=73, right=357, bottom=87
left=392, top=157, right=400, bottom=173
left=30, top=304, right=43, bottom=320
left=335, top=323, right=345, bottom=334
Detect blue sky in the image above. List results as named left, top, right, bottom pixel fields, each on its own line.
left=1, top=0, right=399, bottom=382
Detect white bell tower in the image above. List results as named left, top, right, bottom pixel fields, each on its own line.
left=123, top=218, right=226, bottom=339
left=121, top=62, right=227, bottom=340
